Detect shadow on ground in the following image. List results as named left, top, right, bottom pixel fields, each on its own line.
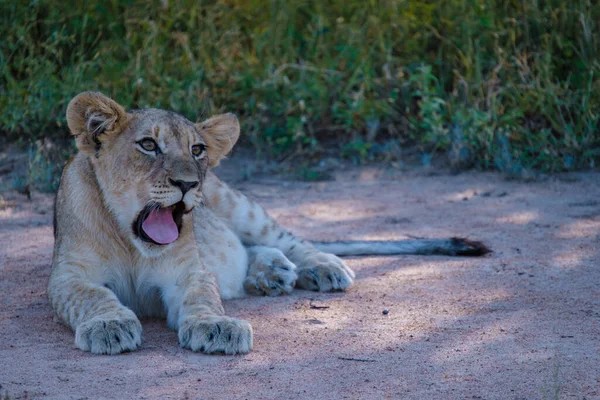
left=1, top=157, right=599, bottom=399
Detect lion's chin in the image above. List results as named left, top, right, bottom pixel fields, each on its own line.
left=132, top=201, right=186, bottom=246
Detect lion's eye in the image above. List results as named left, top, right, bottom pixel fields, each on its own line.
left=191, top=144, right=206, bottom=157
left=138, top=138, right=159, bottom=153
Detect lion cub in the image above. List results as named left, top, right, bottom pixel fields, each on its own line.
left=48, top=92, right=355, bottom=355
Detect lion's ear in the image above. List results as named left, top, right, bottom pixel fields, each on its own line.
left=195, top=113, right=240, bottom=168
left=66, top=92, right=129, bottom=155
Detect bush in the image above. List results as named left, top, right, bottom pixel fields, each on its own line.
left=1, top=0, right=599, bottom=171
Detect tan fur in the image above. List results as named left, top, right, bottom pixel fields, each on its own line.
left=195, top=113, right=240, bottom=168
left=49, top=92, right=355, bottom=355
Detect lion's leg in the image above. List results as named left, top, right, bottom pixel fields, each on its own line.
left=48, top=264, right=142, bottom=355
left=243, top=246, right=297, bottom=296
left=159, top=265, right=253, bottom=354
left=203, top=172, right=355, bottom=292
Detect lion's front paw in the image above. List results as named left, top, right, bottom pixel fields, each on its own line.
left=178, top=316, right=253, bottom=355
left=75, top=315, right=142, bottom=355
left=244, top=248, right=297, bottom=296
left=296, top=253, right=355, bottom=292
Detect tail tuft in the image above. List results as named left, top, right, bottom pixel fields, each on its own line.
left=450, top=237, right=491, bottom=256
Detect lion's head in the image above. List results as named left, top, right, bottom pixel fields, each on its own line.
left=66, top=91, right=239, bottom=255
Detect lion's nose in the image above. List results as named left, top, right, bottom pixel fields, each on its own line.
left=169, top=179, right=199, bottom=196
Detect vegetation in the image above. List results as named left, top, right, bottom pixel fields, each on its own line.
left=2, top=0, right=599, bottom=173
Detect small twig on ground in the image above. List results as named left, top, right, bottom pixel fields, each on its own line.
left=309, top=300, right=330, bottom=310
left=405, top=234, right=425, bottom=239
left=337, top=357, right=377, bottom=363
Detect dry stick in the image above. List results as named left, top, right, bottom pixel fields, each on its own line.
left=309, top=300, right=330, bottom=310
left=337, top=357, right=377, bottom=363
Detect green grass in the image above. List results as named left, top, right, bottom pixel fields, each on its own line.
left=2, top=0, right=599, bottom=172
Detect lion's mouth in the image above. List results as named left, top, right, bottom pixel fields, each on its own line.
left=134, top=202, right=186, bottom=245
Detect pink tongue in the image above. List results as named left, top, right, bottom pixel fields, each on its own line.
left=141, top=208, right=179, bottom=244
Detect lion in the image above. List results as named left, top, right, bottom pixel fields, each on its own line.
left=48, top=92, right=488, bottom=355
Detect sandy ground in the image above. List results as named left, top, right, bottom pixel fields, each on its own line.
left=0, top=157, right=599, bottom=400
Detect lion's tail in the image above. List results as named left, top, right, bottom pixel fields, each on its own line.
left=312, top=237, right=490, bottom=257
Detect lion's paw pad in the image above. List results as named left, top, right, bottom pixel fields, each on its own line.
left=75, top=316, right=142, bottom=355
left=179, top=316, right=253, bottom=354
left=296, top=254, right=355, bottom=292
left=244, top=258, right=298, bottom=296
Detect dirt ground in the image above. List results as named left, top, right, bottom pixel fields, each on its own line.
left=0, top=155, right=599, bottom=400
